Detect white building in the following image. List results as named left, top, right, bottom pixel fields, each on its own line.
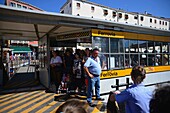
left=60, top=0, right=169, bottom=31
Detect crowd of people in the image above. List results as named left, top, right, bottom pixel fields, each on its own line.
left=48, top=48, right=92, bottom=94
left=48, top=47, right=170, bottom=113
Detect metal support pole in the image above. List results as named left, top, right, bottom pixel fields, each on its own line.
left=126, top=78, right=130, bottom=89
left=116, top=79, right=119, bottom=90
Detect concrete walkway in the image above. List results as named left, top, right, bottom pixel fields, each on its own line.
left=17, top=65, right=35, bottom=73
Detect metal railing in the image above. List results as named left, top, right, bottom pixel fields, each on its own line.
left=111, top=78, right=133, bottom=90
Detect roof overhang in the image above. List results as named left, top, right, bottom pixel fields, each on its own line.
left=0, top=5, right=170, bottom=41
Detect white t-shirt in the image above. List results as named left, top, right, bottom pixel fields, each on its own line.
left=50, top=56, right=62, bottom=64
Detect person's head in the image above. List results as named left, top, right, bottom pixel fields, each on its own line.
left=150, top=84, right=170, bottom=113
left=92, top=48, right=99, bottom=58
left=85, top=48, right=90, bottom=56
left=75, top=53, right=80, bottom=59
left=65, top=50, right=70, bottom=56
left=56, top=99, right=87, bottom=113
left=131, top=65, right=146, bottom=84
left=52, top=51, right=58, bottom=57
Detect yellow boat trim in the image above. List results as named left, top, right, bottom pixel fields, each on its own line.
left=100, top=66, right=170, bottom=79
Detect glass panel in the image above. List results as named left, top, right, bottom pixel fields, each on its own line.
left=162, top=54, right=168, bottom=65
left=119, top=39, right=124, bottom=53
left=168, top=54, right=170, bottom=64
left=148, top=41, right=154, bottom=53
left=154, top=54, right=161, bottom=66
left=162, top=42, right=168, bottom=53
left=110, top=54, right=124, bottom=69
left=110, top=38, right=124, bottom=53
left=125, top=54, right=130, bottom=68
left=110, top=38, right=118, bottom=53
left=169, top=43, right=170, bottom=65
left=10, top=2, right=16, bottom=7
left=130, top=40, right=138, bottom=53
left=93, top=37, right=109, bottom=53
left=168, top=43, right=170, bottom=53
left=155, top=42, right=162, bottom=53
left=124, top=40, right=129, bottom=53
left=130, top=54, right=139, bottom=67
left=99, top=54, right=108, bottom=70
left=139, top=40, right=147, bottom=53
left=17, top=4, right=21, bottom=8
left=140, top=54, right=147, bottom=66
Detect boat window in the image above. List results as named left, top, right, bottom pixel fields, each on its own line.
left=93, top=37, right=109, bottom=53
left=109, top=54, right=124, bottom=69
left=110, top=38, right=123, bottom=53
left=99, top=53, right=108, bottom=70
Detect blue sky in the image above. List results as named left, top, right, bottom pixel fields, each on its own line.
left=0, top=0, right=170, bottom=18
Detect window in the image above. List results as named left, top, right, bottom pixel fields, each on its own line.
left=155, top=42, right=162, bottom=53
left=112, top=11, right=116, bottom=17
left=94, top=35, right=170, bottom=70
left=134, top=15, right=138, bottom=19
left=140, top=16, right=144, bottom=21
left=130, top=40, right=138, bottom=53
left=17, top=4, right=21, bottom=8
left=61, top=10, right=64, bottom=14
left=154, top=19, right=157, bottom=24
left=124, top=40, right=129, bottom=53
left=150, top=18, right=152, bottom=23
left=91, top=6, right=95, bottom=12
left=93, top=37, right=109, bottom=53
left=160, top=21, right=161, bottom=25
left=118, top=13, right=122, bottom=18
left=23, top=6, right=27, bottom=9
left=110, top=54, right=124, bottom=69
left=147, top=41, right=155, bottom=66
left=76, top=3, right=80, bottom=8
left=139, top=41, right=148, bottom=66
left=125, top=14, right=129, bottom=19
left=70, top=3, right=71, bottom=7
left=103, top=9, right=108, bottom=16
left=125, top=54, right=130, bottom=68
left=110, top=38, right=124, bottom=53
left=99, top=54, right=108, bottom=70
left=162, top=42, right=168, bottom=53
left=129, top=40, right=139, bottom=66
left=139, top=41, right=147, bottom=53
left=165, top=22, right=167, bottom=26
left=162, top=21, right=164, bottom=25
left=130, top=54, right=139, bottom=66
left=10, top=2, right=16, bottom=7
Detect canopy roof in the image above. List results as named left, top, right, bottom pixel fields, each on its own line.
left=0, top=5, right=170, bottom=41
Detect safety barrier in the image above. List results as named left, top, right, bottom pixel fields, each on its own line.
left=111, top=78, right=133, bottom=90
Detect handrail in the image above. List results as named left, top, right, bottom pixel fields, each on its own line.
left=27, top=65, right=30, bottom=73
left=111, top=78, right=133, bottom=90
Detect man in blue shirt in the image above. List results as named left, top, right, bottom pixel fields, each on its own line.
left=107, top=66, right=153, bottom=113
left=84, top=48, right=104, bottom=107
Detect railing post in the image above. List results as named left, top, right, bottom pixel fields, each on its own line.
left=116, top=79, right=119, bottom=90
left=126, top=78, right=130, bottom=89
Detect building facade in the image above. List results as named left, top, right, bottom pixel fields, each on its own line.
left=60, top=0, right=169, bottom=31
left=5, top=0, right=43, bottom=11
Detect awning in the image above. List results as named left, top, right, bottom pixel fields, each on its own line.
left=28, top=41, right=38, bottom=47
left=10, top=46, right=32, bottom=53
